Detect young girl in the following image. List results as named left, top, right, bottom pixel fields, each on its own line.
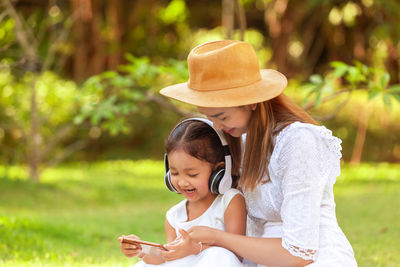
left=118, top=118, right=247, bottom=266
left=160, top=40, right=357, bottom=266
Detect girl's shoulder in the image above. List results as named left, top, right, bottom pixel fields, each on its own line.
left=220, top=188, right=244, bottom=209
left=222, top=188, right=242, bottom=201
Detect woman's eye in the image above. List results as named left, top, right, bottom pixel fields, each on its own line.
left=188, top=173, right=198, bottom=178
left=170, top=172, right=178, bottom=176
left=221, top=117, right=227, bottom=121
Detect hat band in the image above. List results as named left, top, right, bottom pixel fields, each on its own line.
left=188, top=76, right=262, bottom=92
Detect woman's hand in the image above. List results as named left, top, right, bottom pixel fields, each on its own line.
left=187, top=226, right=219, bottom=246
left=118, top=234, right=144, bottom=258
left=160, top=229, right=201, bottom=261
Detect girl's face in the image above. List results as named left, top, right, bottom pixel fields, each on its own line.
left=197, top=105, right=255, bottom=137
left=168, top=149, right=216, bottom=204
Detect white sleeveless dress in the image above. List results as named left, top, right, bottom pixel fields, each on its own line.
left=134, top=188, right=244, bottom=267
left=243, top=122, right=357, bottom=267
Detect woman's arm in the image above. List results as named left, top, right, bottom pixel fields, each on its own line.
left=188, top=227, right=313, bottom=267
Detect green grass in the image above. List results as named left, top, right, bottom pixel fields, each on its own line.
left=335, top=163, right=400, bottom=267
left=0, top=161, right=399, bottom=266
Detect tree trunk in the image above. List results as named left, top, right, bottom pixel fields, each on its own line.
left=264, top=0, right=289, bottom=73
left=350, top=105, right=371, bottom=165
left=89, top=0, right=106, bottom=75
left=71, top=0, right=92, bottom=81
left=106, top=0, right=121, bottom=70
left=222, top=0, right=234, bottom=39
left=28, top=79, right=41, bottom=182
left=234, top=0, right=246, bottom=41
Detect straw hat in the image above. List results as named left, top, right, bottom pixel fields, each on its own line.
left=160, top=40, right=288, bottom=107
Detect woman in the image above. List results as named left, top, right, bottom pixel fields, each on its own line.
left=159, top=40, right=357, bottom=266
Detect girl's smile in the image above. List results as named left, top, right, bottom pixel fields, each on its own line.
left=182, top=188, right=196, bottom=198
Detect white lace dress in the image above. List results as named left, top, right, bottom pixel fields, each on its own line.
left=243, top=122, right=357, bottom=267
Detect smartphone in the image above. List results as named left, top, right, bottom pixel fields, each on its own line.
left=121, top=236, right=168, bottom=251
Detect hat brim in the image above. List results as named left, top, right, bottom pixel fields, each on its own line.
left=160, top=69, right=287, bottom=107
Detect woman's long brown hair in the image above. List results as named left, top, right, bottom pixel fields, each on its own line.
left=225, top=94, right=317, bottom=191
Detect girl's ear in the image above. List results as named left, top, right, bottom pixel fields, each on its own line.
left=214, top=161, right=225, bottom=170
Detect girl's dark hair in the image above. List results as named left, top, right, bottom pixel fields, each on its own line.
left=166, top=120, right=225, bottom=167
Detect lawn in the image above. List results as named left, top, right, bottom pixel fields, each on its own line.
left=0, top=161, right=399, bottom=266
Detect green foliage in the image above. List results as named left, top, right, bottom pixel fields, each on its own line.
left=75, top=54, right=188, bottom=136
left=0, top=67, right=83, bottom=164
left=0, top=17, right=15, bottom=47
left=1, top=0, right=400, bottom=165
left=286, top=83, right=400, bottom=162
left=0, top=161, right=399, bottom=266
left=302, top=61, right=400, bottom=109
left=158, top=0, right=188, bottom=24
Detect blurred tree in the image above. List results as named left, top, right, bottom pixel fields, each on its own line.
left=257, top=0, right=400, bottom=81
left=301, top=60, right=400, bottom=164
left=75, top=54, right=193, bottom=136
left=1, top=0, right=400, bottom=168
left=0, top=0, right=87, bottom=181
left=222, top=0, right=246, bottom=40
left=4, top=0, right=399, bottom=82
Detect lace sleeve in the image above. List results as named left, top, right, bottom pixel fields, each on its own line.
left=276, top=126, right=333, bottom=261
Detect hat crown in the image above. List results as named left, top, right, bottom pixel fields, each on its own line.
left=187, top=40, right=261, bottom=91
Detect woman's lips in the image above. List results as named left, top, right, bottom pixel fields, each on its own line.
left=224, top=128, right=235, bottom=134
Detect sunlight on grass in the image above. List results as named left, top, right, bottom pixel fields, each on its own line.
left=338, top=162, right=400, bottom=183
left=0, top=161, right=399, bottom=266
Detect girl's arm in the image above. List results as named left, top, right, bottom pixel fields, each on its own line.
left=141, top=219, right=177, bottom=265
left=224, top=193, right=247, bottom=235
left=188, top=227, right=312, bottom=267
left=165, top=218, right=177, bottom=243
left=223, top=193, right=247, bottom=260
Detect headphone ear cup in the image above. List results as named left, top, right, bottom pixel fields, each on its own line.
left=208, top=168, right=225, bottom=194
left=164, top=153, right=179, bottom=193
left=164, top=171, right=179, bottom=193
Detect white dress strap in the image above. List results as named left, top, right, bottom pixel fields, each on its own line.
left=221, top=188, right=242, bottom=211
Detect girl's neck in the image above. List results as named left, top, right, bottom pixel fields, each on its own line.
left=186, top=193, right=217, bottom=221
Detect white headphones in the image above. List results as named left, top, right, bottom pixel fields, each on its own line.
left=164, top=118, right=233, bottom=194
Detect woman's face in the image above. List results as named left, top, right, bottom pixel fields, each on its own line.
left=197, top=105, right=255, bottom=137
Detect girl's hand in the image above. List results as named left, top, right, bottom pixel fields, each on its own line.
left=188, top=226, right=218, bottom=246
left=160, top=229, right=201, bottom=261
left=118, top=234, right=144, bottom=258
